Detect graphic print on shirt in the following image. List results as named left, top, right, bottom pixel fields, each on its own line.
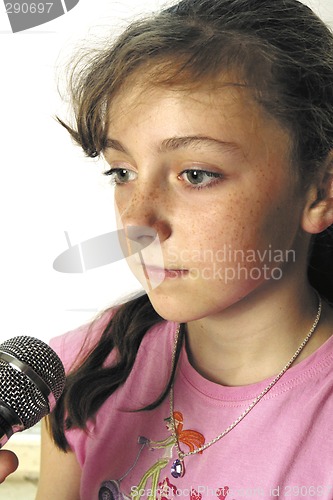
left=98, top=410, right=228, bottom=499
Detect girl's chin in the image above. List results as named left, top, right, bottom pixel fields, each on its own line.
left=145, top=281, right=266, bottom=323
left=145, top=296, right=215, bottom=324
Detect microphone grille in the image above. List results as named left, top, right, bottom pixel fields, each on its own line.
left=0, top=336, right=65, bottom=429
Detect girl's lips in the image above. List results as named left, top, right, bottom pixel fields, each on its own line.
left=144, top=266, right=189, bottom=279
left=164, top=268, right=189, bottom=279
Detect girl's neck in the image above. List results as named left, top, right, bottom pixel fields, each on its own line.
left=185, top=282, right=333, bottom=387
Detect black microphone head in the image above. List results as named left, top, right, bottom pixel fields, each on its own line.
left=0, top=335, right=65, bottom=445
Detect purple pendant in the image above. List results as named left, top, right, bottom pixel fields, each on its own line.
left=171, top=459, right=185, bottom=478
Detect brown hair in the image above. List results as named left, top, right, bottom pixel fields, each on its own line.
left=51, top=0, right=333, bottom=450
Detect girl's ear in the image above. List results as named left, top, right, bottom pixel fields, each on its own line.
left=302, top=152, right=333, bottom=234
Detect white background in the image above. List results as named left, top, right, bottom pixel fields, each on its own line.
left=0, top=0, right=332, bottom=343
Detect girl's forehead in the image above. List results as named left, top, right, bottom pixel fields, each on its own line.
left=105, top=81, right=292, bottom=172
left=108, top=77, right=258, bottom=124
left=107, top=79, right=281, bottom=142
left=109, top=66, right=247, bottom=107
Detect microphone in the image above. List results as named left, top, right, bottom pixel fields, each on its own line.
left=0, top=336, right=65, bottom=448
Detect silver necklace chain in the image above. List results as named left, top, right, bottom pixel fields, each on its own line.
left=169, top=294, right=322, bottom=466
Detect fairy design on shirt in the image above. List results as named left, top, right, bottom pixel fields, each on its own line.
left=98, top=411, right=205, bottom=500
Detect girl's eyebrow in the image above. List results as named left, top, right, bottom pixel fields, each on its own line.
left=105, top=138, right=128, bottom=153
left=105, top=136, right=239, bottom=154
left=159, top=136, right=239, bottom=153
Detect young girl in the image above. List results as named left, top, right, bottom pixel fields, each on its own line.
left=30, top=0, right=333, bottom=497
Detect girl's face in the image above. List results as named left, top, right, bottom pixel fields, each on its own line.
left=105, top=78, right=311, bottom=322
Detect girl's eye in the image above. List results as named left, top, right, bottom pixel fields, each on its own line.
left=103, top=168, right=137, bottom=185
left=178, top=169, right=223, bottom=189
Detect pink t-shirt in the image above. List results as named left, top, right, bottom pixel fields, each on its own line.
left=50, top=316, right=333, bottom=500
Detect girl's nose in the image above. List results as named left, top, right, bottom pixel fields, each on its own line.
left=116, top=188, right=172, bottom=252
left=121, top=225, right=158, bottom=257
